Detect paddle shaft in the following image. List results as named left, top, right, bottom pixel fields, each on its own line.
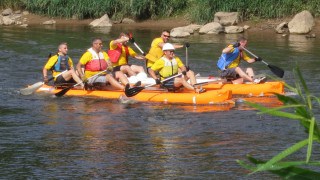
left=242, top=47, right=268, bottom=66
left=133, top=42, right=145, bottom=55
left=145, top=73, right=182, bottom=88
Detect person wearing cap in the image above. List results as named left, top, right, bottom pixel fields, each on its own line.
left=145, top=30, right=184, bottom=74
left=109, top=33, right=147, bottom=84
left=43, top=42, right=84, bottom=89
left=217, top=36, right=265, bottom=84
left=148, top=43, right=205, bottom=93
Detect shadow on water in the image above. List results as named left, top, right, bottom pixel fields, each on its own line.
left=0, top=25, right=319, bottom=179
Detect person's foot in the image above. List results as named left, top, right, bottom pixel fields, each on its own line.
left=195, top=87, right=206, bottom=94
left=134, top=81, right=141, bottom=87
left=253, top=75, right=267, bottom=84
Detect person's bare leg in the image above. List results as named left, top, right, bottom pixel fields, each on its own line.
left=115, top=71, right=129, bottom=86
left=235, top=67, right=253, bottom=82
left=120, top=65, right=136, bottom=76
left=106, top=74, right=125, bottom=90
left=130, top=65, right=145, bottom=74
left=246, top=67, right=254, bottom=78
left=186, top=70, right=196, bottom=86
left=62, top=69, right=84, bottom=87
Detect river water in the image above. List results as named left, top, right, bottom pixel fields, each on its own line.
left=0, top=24, right=319, bottom=179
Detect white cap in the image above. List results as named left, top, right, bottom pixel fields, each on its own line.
left=162, top=43, right=175, bottom=51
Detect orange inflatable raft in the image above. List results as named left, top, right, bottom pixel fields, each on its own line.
left=37, top=85, right=233, bottom=105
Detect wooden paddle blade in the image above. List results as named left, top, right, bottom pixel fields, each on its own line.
left=268, top=64, right=284, bottom=78
left=124, top=85, right=145, bottom=97
left=20, top=82, right=44, bottom=95
left=55, top=86, right=72, bottom=97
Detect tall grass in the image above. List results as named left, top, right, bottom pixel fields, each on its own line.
left=238, top=67, right=320, bottom=178
left=1, top=0, right=319, bottom=23
left=0, top=0, right=24, bottom=10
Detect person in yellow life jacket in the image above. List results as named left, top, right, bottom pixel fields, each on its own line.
left=148, top=43, right=205, bottom=93
left=76, top=38, right=130, bottom=91
left=43, top=42, right=84, bottom=88
left=217, top=36, right=264, bottom=84
left=109, top=33, right=147, bottom=84
left=145, top=30, right=184, bottom=75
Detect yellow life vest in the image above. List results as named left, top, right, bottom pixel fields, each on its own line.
left=159, top=57, right=179, bottom=78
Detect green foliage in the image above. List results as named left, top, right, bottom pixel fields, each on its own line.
left=1, top=0, right=320, bottom=22
left=0, top=0, right=24, bottom=9
left=238, top=67, right=320, bottom=178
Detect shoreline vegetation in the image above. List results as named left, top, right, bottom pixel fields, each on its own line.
left=0, top=0, right=319, bottom=30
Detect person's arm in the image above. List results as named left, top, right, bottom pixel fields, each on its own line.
left=222, top=45, right=234, bottom=54
left=111, top=36, right=129, bottom=46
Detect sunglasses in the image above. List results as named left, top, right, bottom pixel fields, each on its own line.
left=162, top=34, right=170, bottom=38
left=95, top=43, right=103, bottom=46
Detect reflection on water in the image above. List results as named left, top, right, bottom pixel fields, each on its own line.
left=0, top=25, right=319, bottom=179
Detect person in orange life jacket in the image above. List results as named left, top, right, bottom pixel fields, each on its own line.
left=148, top=43, right=205, bottom=93
left=76, top=38, right=130, bottom=91
left=217, top=36, right=262, bottom=84
left=145, top=30, right=184, bottom=75
left=43, top=42, right=84, bottom=88
left=109, top=33, right=147, bottom=83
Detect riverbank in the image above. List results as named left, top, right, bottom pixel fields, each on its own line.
left=13, top=13, right=320, bottom=34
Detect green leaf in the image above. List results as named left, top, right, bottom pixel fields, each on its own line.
left=253, top=139, right=309, bottom=173
left=307, top=117, right=315, bottom=163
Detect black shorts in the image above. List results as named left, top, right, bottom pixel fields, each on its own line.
left=54, top=75, right=75, bottom=84
left=161, top=75, right=182, bottom=92
left=220, top=68, right=239, bottom=80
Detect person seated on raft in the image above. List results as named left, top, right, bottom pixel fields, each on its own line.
left=108, top=33, right=147, bottom=85
left=216, top=36, right=265, bottom=84
left=148, top=43, right=205, bottom=93
left=76, top=38, right=131, bottom=91
left=43, top=42, right=84, bottom=89
left=145, top=30, right=184, bottom=75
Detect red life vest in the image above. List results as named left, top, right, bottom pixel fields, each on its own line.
left=85, top=48, right=108, bottom=71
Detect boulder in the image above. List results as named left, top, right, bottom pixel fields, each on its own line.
left=2, top=8, right=13, bottom=16
left=288, top=10, right=314, bottom=34
left=243, top=25, right=250, bottom=30
left=2, top=16, right=15, bottom=25
left=121, top=18, right=135, bottom=24
left=42, top=20, right=56, bottom=25
left=199, top=22, right=224, bottom=34
left=89, top=14, right=112, bottom=27
left=275, top=22, right=288, bottom=34
left=214, top=12, right=239, bottom=26
left=224, top=26, right=244, bottom=33
left=0, top=15, right=3, bottom=25
left=170, top=27, right=191, bottom=38
left=170, top=24, right=202, bottom=38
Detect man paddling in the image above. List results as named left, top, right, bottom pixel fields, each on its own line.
left=148, top=43, right=205, bottom=93
left=108, top=33, right=147, bottom=84
left=76, top=38, right=132, bottom=92
left=43, top=42, right=84, bottom=88
left=217, top=36, right=266, bottom=84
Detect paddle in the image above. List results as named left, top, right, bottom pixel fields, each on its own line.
left=125, top=73, right=182, bottom=97
left=242, top=47, right=284, bottom=78
left=193, top=78, right=227, bottom=86
left=20, top=70, right=67, bottom=95
left=127, top=32, right=146, bottom=55
left=185, top=42, right=190, bottom=67
left=55, top=70, right=108, bottom=97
